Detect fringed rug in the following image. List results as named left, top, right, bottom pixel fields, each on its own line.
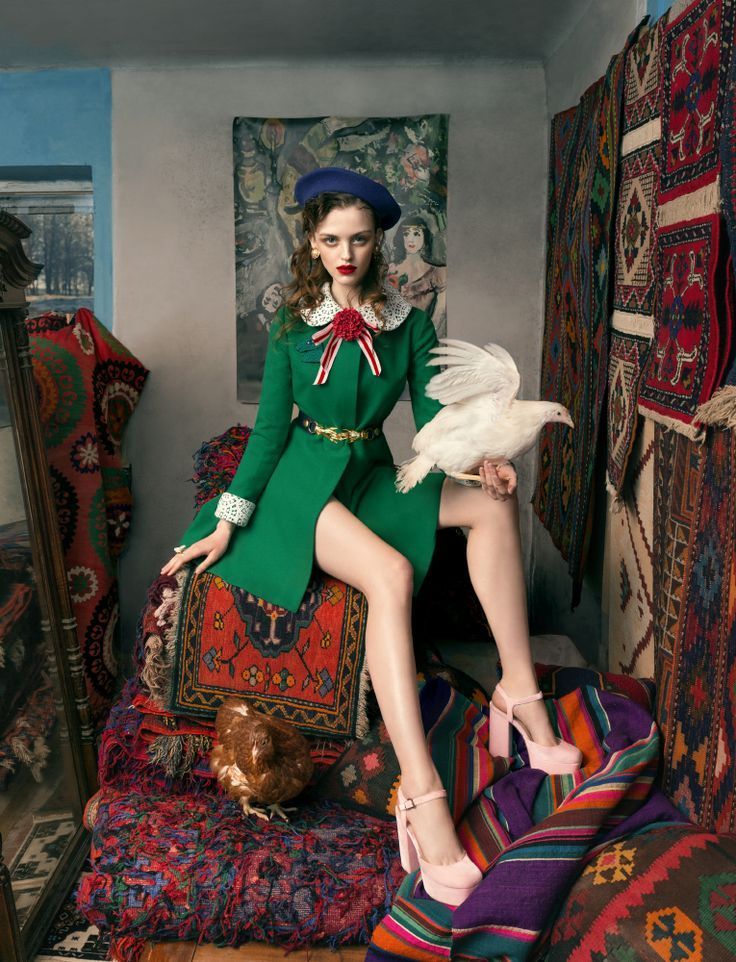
left=660, top=426, right=736, bottom=833
left=534, top=24, right=638, bottom=605
left=603, top=417, right=656, bottom=678
left=639, top=214, right=734, bottom=440
left=658, top=0, right=735, bottom=206
left=652, top=423, right=703, bottom=752
left=607, top=16, right=664, bottom=500
left=548, top=824, right=736, bottom=961
left=26, top=310, right=148, bottom=729
left=157, top=562, right=370, bottom=739
left=76, top=789, right=405, bottom=961
left=699, top=20, right=736, bottom=429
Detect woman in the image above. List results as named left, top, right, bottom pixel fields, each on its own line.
left=161, top=166, right=581, bottom=907
left=387, top=215, right=447, bottom=338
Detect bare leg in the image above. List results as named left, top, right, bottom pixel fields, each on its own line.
left=438, top=479, right=557, bottom=745
left=314, top=497, right=466, bottom=865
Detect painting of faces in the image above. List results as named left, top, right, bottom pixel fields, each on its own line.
left=233, top=114, right=449, bottom=401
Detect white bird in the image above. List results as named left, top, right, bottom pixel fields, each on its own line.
left=395, top=338, right=574, bottom=492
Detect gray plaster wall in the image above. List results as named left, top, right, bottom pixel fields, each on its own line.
left=111, top=62, right=549, bottom=672
left=528, top=0, right=646, bottom=665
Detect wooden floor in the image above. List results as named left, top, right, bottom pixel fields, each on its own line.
left=143, top=942, right=366, bottom=961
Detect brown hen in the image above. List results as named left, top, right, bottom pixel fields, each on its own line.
left=209, top=697, right=314, bottom=820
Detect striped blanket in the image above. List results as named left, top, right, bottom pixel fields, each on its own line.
left=367, top=677, right=684, bottom=961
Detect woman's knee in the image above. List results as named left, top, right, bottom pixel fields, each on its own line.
left=364, top=549, right=414, bottom=600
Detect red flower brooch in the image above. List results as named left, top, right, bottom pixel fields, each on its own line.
left=332, top=308, right=365, bottom=341
left=311, top=307, right=382, bottom=385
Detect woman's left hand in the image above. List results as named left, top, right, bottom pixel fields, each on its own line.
left=478, top=460, right=517, bottom=500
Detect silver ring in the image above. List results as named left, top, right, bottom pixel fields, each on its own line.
left=173, top=545, right=186, bottom=555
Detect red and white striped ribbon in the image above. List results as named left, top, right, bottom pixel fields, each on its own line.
left=311, top=316, right=382, bottom=385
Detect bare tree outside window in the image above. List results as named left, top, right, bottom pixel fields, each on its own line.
left=0, top=171, right=94, bottom=316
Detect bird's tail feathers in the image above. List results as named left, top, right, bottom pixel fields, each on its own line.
left=395, top=454, right=435, bottom=493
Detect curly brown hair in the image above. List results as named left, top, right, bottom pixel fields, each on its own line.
left=278, top=191, right=390, bottom=337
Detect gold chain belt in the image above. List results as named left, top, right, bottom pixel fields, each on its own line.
left=296, top=410, right=381, bottom=443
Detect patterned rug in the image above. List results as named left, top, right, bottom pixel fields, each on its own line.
left=638, top=214, right=733, bottom=439
left=699, top=21, right=736, bottom=429
left=534, top=24, right=637, bottom=605
left=366, top=683, right=684, bottom=962
left=652, top=423, right=703, bottom=752
left=659, top=0, right=735, bottom=206
left=157, top=562, right=370, bottom=738
left=548, top=823, right=736, bottom=961
left=9, top=812, right=77, bottom=927
left=603, top=417, right=655, bottom=678
left=607, top=17, right=663, bottom=501
left=76, top=788, right=404, bottom=961
left=26, top=310, right=149, bottom=730
left=660, top=426, right=736, bottom=833
left=607, top=330, right=653, bottom=497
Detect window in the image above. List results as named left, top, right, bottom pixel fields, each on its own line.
left=0, top=166, right=94, bottom=315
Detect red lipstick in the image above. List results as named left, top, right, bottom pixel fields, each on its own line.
left=337, top=265, right=356, bottom=274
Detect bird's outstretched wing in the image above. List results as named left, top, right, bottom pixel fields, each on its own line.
left=425, top=338, right=521, bottom=409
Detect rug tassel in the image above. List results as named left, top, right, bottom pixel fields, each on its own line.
left=695, top=386, right=736, bottom=428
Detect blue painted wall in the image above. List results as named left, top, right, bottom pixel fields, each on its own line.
left=648, top=0, right=671, bottom=21
left=0, top=70, right=112, bottom=326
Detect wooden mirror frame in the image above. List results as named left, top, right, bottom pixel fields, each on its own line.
left=0, top=212, right=98, bottom=962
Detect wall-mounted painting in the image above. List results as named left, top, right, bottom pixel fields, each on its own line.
left=233, top=114, right=449, bottom=402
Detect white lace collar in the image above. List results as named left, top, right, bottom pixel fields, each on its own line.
left=299, top=282, right=412, bottom=331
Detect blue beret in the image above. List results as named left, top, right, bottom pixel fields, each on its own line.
left=294, top=166, right=401, bottom=230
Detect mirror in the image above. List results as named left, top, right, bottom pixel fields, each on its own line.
left=0, top=349, right=83, bottom=932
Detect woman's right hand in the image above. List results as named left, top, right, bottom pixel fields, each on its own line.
left=160, top=520, right=235, bottom=578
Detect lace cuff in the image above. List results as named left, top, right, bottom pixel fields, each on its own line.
left=214, top=492, right=256, bottom=527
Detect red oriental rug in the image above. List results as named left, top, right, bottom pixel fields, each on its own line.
left=659, top=0, right=735, bottom=206
left=638, top=214, right=733, bottom=440
left=165, top=563, right=370, bottom=739
left=26, top=309, right=149, bottom=729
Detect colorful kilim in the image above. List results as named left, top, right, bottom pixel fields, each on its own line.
left=638, top=214, right=733, bottom=439
left=310, top=672, right=499, bottom=821
left=548, top=823, right=736, bottom=961
left=366, top=684, right=684, bottom=962
left=534, top=28, right=635, bottom=605
left=76, top=789, right=405, bottom=959
left=661, top=427, right=736, bottom=833
left=652, top=423, right=703, bottom=748
left=614, top=141, right=660, bottom=319
left=608, top=17, right=662, bottom=500
left=607, top=332, right=653, bottom=496
left=659, top=0, right=735, bottom=205
left=26, top=310, right=148, bottom=728
left=698, top=28, right=736, bottom=428
left=165, top=562, right=370, bottom=738
left=534, top=660, right=655, bottom=713
left=624, top=17, right=665, bottom=136
left=604, top=417, right=656, bottom=678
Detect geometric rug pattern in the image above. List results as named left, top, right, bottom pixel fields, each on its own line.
left=8, top=813, right=76, bottom=928
left=548, top=823, right=736, bottom=961
left=659, top=426, right=736, bottom=833
left=604, top=416, right=655, bottom=677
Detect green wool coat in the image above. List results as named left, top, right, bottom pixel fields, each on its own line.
left=178, top=299, right=445, bottom=612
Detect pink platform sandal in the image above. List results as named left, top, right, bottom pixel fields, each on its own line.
left=395, top=787, right=482, bottom=907
left=489, top=683, right=583, bottom=775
